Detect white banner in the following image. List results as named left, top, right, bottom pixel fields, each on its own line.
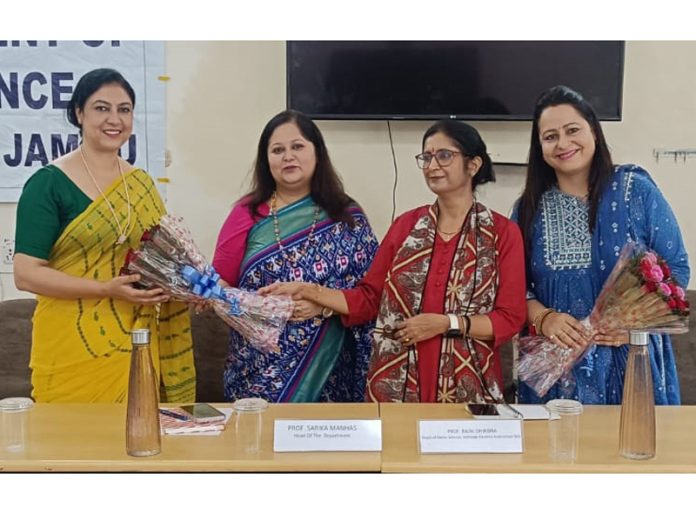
left=0, top=40, right=166, bottom=202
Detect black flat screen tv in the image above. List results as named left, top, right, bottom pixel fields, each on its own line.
left=287, top=41, right=625, bottom=121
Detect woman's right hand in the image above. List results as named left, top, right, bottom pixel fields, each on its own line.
left=540, top=311, right=590, bottom=351
left=103, top=274, right=170, bottom=305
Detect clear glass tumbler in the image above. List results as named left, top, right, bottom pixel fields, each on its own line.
left=546, top=398, right=583, bottom=462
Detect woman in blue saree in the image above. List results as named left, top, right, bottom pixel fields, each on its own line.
left=213, top=110, right=378, bottom=402
left=514, top=86, right=690, bottom=405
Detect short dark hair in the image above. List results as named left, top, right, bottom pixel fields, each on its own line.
left=421, top=120, right=495, bottom=191
left=247, top=110, right=355, bottom=226
left=67, top=68, right=136, bottom=133
left=517, top=85, right=614, bottom=255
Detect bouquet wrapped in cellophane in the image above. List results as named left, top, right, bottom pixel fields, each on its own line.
left=518, top=242, right=690, bottom=397
left=121, top=214, right=293, bottom=353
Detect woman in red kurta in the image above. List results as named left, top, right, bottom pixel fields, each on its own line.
left=262, top=120, right=526, bottom=403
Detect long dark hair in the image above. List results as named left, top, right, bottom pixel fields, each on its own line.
left=67, top=68, right=136, bottom=134
left=517, top=85, right=614, bottom=255
left=246, top=110, right=355, bottom=227
left=422, top=120, right=495, bottom=191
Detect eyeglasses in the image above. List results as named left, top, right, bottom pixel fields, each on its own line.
left=415, top=149, right=463, bottom=169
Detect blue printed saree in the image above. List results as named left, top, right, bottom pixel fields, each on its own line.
left=223, top=196, right=378, bottom=402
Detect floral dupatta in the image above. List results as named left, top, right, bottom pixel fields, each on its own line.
left=366, top=201, right=504, bottom=403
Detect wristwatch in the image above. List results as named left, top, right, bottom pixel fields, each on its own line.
left=321, top=306, right=335, bottom=318
left=445, top=314, right=463, bottom=338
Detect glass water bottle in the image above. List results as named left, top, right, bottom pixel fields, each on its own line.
left=619, top=330, right=655, bottom=460
left=126, top=328, right=161, bottom=457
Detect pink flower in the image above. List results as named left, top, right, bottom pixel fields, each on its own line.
left=646, top=265, right=664, bottom=283
left=658, top=282, right=672, bottom=296
left=642, top=252, right=658, bottom=265
left=674, top=285, right=686, bottom=301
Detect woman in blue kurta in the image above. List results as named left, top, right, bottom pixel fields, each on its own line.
left=213, top=110, right=378, bottom=402
left=514, top=86, right=689, bottom=405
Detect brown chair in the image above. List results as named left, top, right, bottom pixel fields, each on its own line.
left=671, top=290, right=696, bottom=405
left=189, top=309, right=229, bottom=403
left=0, top=298, right=36, bottom=399
left=0, top=298, right=230, bottom=403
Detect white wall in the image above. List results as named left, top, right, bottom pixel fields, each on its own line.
left=1, top=40, right=694, bottom=300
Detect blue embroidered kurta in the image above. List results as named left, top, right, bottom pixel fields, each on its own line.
left=515, top=164, right=690, bottom=405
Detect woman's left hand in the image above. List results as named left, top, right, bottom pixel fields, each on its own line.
left=259, top=281, right=311, bottom=299
left=393, top=314, right=449, bottom=347
left=290, top=299, right=323, bottom=321
left=594, top=329, right=629, bottom=347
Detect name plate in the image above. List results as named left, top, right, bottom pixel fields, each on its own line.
left=273, top=419, right=382, bottom=452
left=418, top=419, right=524, bottom=454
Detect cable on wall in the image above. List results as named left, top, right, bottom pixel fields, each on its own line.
left=387, top=120, right=399, bottom=223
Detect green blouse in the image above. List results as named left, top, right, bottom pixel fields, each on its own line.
left=15, top=164, right=92, bottom=260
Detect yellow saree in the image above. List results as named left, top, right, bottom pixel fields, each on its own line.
left=30, top=168, right=196, bottom=403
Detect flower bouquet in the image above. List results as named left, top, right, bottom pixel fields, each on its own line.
left=121, top=214, right=293, bottom=353
left=518, top=242, right=690, bottom=397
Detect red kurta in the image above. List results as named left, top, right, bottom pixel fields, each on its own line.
left=342, top=205, right=526, bottom=402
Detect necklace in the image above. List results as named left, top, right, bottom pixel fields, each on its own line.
left=79, top=146, right=132, bottom=246
left=271, top=191, right=320, bottom=270
left=436, top=227, right=460, bottom=235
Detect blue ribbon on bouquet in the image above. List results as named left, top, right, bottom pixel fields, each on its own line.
left=181, top=265, right=242, bottom=316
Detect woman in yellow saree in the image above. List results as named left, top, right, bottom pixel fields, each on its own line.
left=13, top=69, right=195, bottom=403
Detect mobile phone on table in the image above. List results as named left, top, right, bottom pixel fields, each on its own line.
left=179, top=403, right=226, bottom=422
left=466, top=404, right=500, bottom=417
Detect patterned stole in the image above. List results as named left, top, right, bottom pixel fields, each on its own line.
left=366, top=201, right=503, bottom=403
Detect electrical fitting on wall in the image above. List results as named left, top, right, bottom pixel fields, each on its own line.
left=0, top=237, right=15, bottom=272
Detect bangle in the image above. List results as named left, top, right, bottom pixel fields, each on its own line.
left=533, top=308, right=555, bottom=335
left=459, top=315, right=471, bottom=337
left=312, top=283, right=324, bottom=302
left=321, top=306, right=334, bottom=318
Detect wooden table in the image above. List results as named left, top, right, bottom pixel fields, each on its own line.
left=4, top=403, right=695, bottom=472
left=379, top=403, right=696, bottom=472
left=0, top=403, right=381, bottom=472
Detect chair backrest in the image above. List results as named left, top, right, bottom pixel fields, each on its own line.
left=190, top=309, right=229, bottom=403
left=0, top=298, right=36, bottom=399
left=671, top=289, right=696, bottom=405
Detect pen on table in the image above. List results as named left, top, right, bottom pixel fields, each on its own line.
left=159, top=408, right=190, bottom=421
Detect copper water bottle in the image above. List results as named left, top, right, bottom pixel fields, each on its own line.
left=619, top=330, right=656, bottom=460
left=126, top=329, right=161, bottom=457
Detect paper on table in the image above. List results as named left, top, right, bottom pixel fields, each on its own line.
left=511, top=404, right=560, bottom=420
left=159, top=407, right=234, bottom=435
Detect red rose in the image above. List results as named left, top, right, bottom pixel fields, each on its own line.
left=660, top=263, right=671, bottom=279
left=676, top=299, right=687, bottom=312
left=124, top=248, right=136, bottom=265
left=643, top=281, right=657, bottom=293
left=667, top=298, right=677, bottom=310
left=640, top=260, right=653, bottom=276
